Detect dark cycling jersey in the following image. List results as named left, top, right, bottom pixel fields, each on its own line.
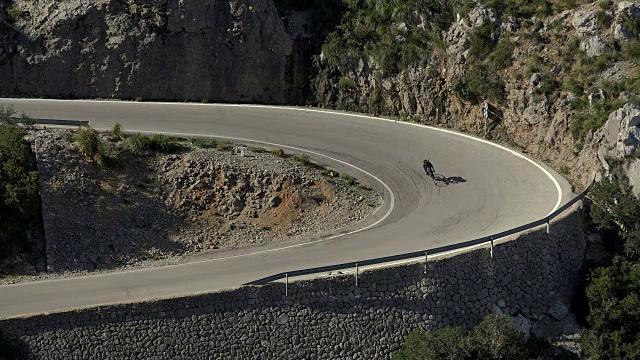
left=423, top=160, right=435, bottom=177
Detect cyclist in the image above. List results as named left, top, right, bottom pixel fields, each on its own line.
left=423, top=159, right=435, bottom=179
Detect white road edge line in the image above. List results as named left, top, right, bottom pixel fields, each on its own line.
left=12, top=98, right=563, bottom=214
left=1, top=132, right=396, bottom=288
left=2, top=99, right=564, bottom=287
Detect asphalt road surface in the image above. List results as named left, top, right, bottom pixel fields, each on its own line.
left=0, top=99, right=573, bottom=318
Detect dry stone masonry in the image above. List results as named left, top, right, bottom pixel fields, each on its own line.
left=0, top=207, right=585, bottom=359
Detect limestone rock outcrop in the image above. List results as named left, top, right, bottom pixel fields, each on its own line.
left=577, top=103, right=640, bottom=189
left=0, top=0, right=294, bottom=103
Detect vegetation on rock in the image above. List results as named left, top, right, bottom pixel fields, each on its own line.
left=581, top=171, right=640, bottom=359
left=393, top=314, right=532, bottom=360
left=0, top=105, right=39, bottom=263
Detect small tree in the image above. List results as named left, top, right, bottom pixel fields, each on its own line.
left=581, top=260, right=640, bottom=360
left=393, top=315, right=531, bottom=360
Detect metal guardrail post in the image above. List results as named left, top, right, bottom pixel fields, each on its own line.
left=546, top=220, right=550, bottom=234
left=285, top=273, right=288, bottom=297
left=424, top=251, right=428, bottom=274
left=355, top=263, right=359, bottom=287
left=490, top=237, right=494, bottom=259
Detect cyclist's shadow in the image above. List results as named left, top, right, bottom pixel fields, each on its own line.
left=426, top=172, right=467, bottom=187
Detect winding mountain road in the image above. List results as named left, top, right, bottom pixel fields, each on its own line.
left=0, top=99, right=572, bottom=318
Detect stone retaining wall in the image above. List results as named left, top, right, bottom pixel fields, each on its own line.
left=0, top=207, right=585, bottom=359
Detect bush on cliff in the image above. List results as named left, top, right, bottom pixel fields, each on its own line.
left=393, top=314, right=532, bottom=360
left=0, top=108, right=39, bottom=262
left=321, top=0, right=453, bottom=73
left=453, top=64, right=505, bottom=103
left=588, top=175, right=640, bottom=260
left=581, top=174, right=640, bottom=359
left=581, top=259, right=640, bottom=360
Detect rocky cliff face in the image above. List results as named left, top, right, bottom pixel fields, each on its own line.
left=0, top=0, right=293, bottom=103
left=2, top=0, right=640, bottom=190
left=312, top=1, right=640, bottom=190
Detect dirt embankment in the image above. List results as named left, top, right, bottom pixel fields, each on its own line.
left=0, top=128, right=380, bottom=282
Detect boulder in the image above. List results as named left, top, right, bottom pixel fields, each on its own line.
left=548, top=302, right=569, bottom=321
left=572, top=9, right=598, bottom=35
left=468, top=6, right=498, bottom=27
left=491, top=303, right=504, bottom=315
left=276, top=313, right=289, bottom=325
left=580, top=36, right=611, bottom=57
left=613, top=23, right=634, bottom=42
left=500, top=17, right=520, bottom=33
left=529, top=73, right=541, bottom=86
left=617, top=1, right=640, bottom=21
left=598, top=103, right=640, bottom=158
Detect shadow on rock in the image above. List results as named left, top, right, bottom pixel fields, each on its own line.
left=0, top=327, right=31, bottom=360
left=39, top=147, right=188, bottom=273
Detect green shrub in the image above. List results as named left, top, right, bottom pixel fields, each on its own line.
left=589, top=176, right=640, bottom=258
left=393, top=314, right=531, bottom=360
left=455, top=64, right=505, bottom=102
left=111, top=122, right=123, bottom=140
left=0, top=105, right=15, bottom=125
left=7, top=6, right=24, bottom=23
left=581, top=260, right=640, bottom=359
left=273, top=148, right=286, bottom=158
left=579, top=163, right=640, bottom=360
left=621, top=40, right=640, bottom=62
left=0, top=124, right=39, bottom=262
left=190, top=138, right=220, bottom=149
left=452, top=79, right=472, bottom=100
left=76, top=126, right=100, bottom=156
left=125, top=132, right=150, bottom=155
left=553, top=0, right=577, bottom=12
left=622, top=16, right=640, bottom=37
left=570, top=100, right=612, bottom=142
left=148, top=134, right=181, bottom=153
left=393, top=326, right=471, bottom=360
left=624, top=70, right=640, bottom=94
left=469, top=315, right=531, bottom=359
left=94, top=142, right=122, bottom=169
left=498, top=0, right=550, bottom=18
left=321, top=0, right=452, bottom=74
left=215, top=142, right=232, bottom=151
left=488, top=39, right=515, bottom=70
left=537, top=72, right=561, bottom=96
left=339, top=76, right=355, bottom=90
left=579, top=53, right=615, bottom=75
left=570, top=97, right=588, bottom=110
left=595, top=9, right=612, bottom=29
left=249, top=147, right=268, bottom=153
left=367, top=38, right=404, bottom=74
left=563, top=78, right=585, bottom=96
left=468, top=23, right=498, bottom=62
left=598, top=0, right=611, bottom=10
left=294, top=154, right=312, bottom=166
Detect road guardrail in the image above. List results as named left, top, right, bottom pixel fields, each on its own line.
left=245, top=179, right=593, bottom=290
left=12, top=117, right=90, bottom=127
